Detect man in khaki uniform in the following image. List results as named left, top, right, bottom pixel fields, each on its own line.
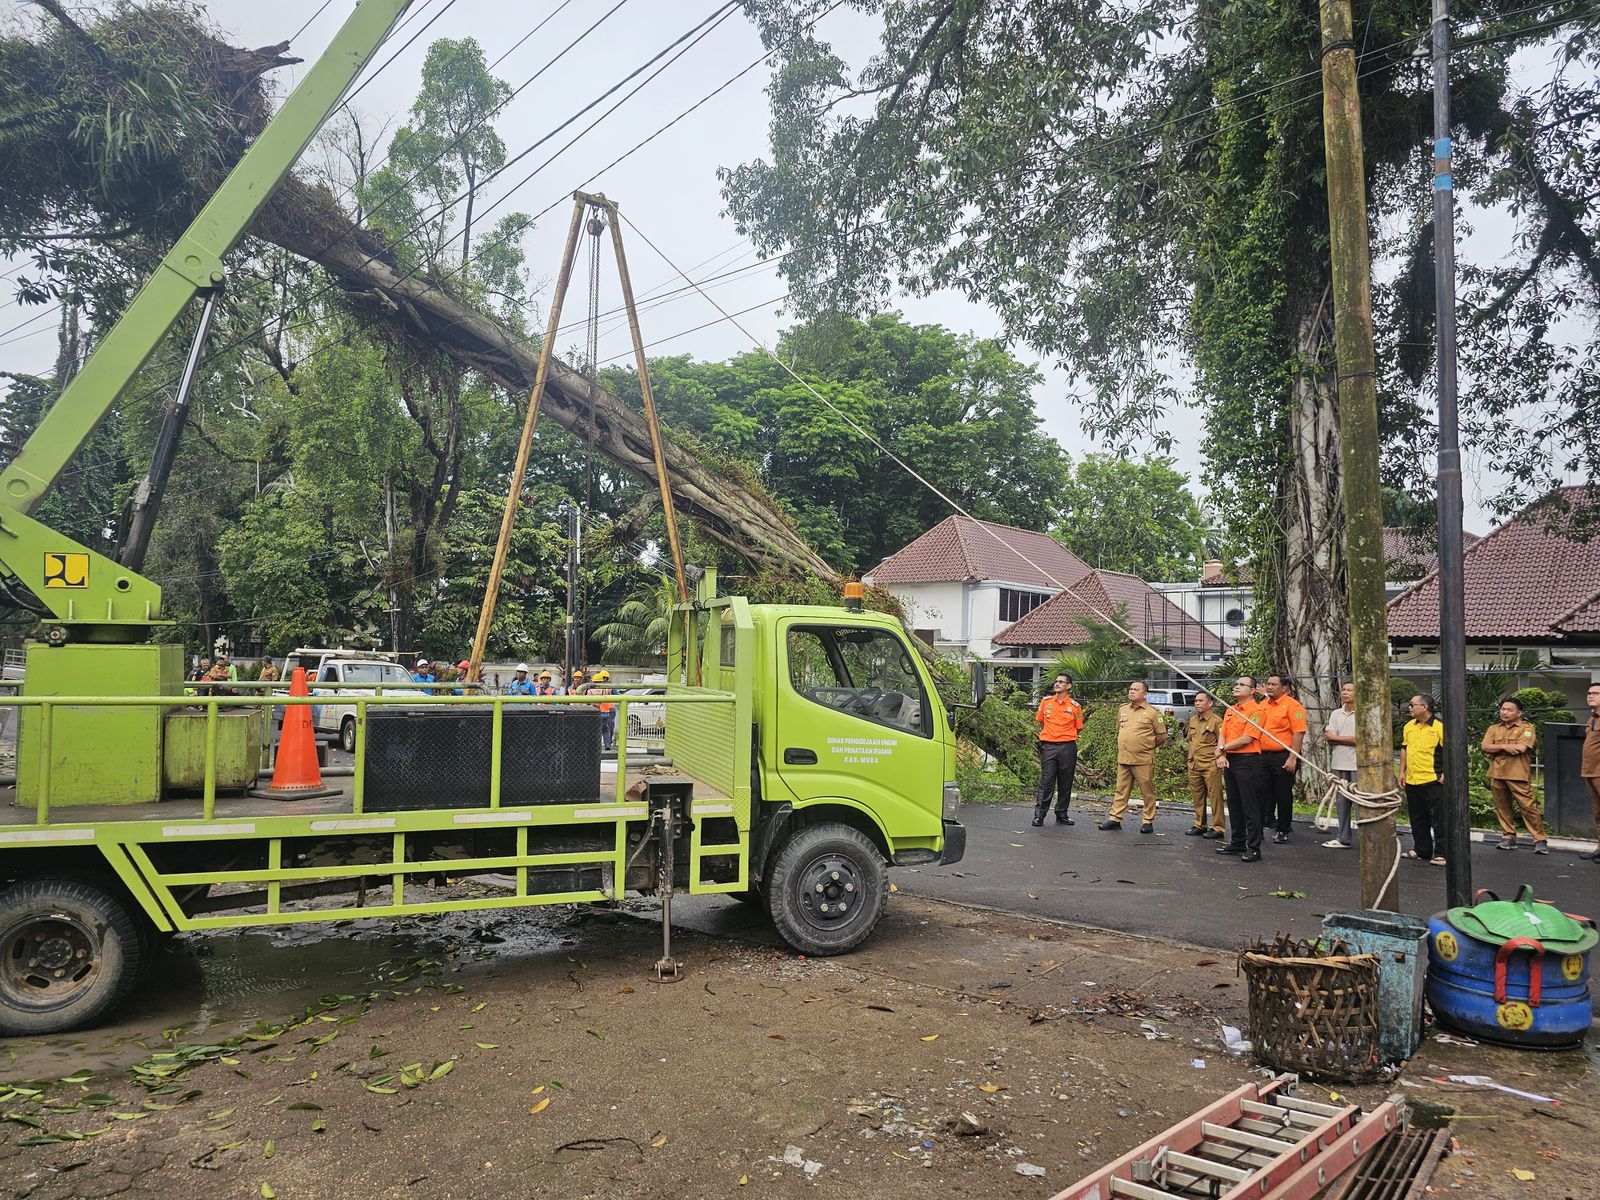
left=1183, top=690, right=1225, bottom=838
left=1480, top=696, right=1547, bottom=853
left=1100, top=681, right=1168, bottom=834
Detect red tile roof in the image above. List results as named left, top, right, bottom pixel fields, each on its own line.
left=992, top=569, right=1225, bottom=654
left=1383, top=526, right=1481, bottom=582
left=1554, top=590, right=1600, bottom=635
left=1387, top=487, right=1600, bottom=642
left=1201, top=564, right=1254, bottom=587
left=866, top=515, right=1094, bottom=590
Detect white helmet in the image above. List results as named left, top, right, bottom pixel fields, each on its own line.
left=516, top=663, right=530, bottom=673
left=416, top=658, right=429, bottom=667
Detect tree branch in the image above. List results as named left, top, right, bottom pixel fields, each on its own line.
left=28, top=1, right=110, bottom=66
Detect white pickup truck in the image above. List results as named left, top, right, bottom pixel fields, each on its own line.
left=309, top=657, right=417, bottom=752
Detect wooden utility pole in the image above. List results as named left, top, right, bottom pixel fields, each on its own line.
left=1319, top=0, right=1399, bottom=910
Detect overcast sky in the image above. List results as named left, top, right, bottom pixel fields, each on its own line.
left=2, top=0, right=1558, bottom=537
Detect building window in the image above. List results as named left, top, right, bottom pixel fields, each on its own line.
left=1000, top=588, right=1049, bottom=623
left=1225, top=607, right=1245, bottom=628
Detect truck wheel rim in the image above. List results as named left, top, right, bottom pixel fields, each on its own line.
left=1, top=913, right=102, bottom=1013
left=797, top=852, right=864, bottom=929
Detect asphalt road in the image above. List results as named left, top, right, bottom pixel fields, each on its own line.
left=900, top=799, right=1600, bottom=952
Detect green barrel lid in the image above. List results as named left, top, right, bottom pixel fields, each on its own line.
left=1445, top=885, right=1598, bottom=954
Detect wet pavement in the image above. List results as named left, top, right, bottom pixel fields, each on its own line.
left=901, top=799, right=1600, bottom=953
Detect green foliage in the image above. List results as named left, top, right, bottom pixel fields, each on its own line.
left=1053, top=455, right=1206, bottom=579
left=643, top=313, right=1069, bottom=574
left=216, top=490, right=343, bottom=649
left=592, top=576, right=676, bottom=662
left=359, top=38, right=511, bottom=272
left=723, top=0, right=1600, bottom=565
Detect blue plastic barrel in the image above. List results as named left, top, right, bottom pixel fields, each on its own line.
left=1426, top=913, right=1592, bottom=1049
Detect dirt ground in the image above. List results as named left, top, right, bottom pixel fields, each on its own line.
left=1, top=891, right=1594, bottom=1199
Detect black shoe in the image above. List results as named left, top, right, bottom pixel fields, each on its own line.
left=1184, top=827, right=1206, bottom=837
left=1272, top=831, right=1289, bottom=844
left=1055, top=814, right=1075, bottom=826
left=1241, top=850, right=1262, bottom=862
left=1031, top=814, right=1045, bottom=827
left=1140, top=822, right=1155, bottom=834
left=1203, top=830, right=1224, bottom=840
left=1098, top=820, right=1122, bottom=831
left=1216, top=844, right=1242, bottom=854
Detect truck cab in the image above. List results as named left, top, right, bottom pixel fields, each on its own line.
left=667, top=593, right=965, bottom=957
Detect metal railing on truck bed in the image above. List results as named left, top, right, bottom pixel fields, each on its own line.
left=0, top=678, right=750, bottom=931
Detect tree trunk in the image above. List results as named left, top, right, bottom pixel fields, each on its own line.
left=253, top=178, right=837, bottom=584
left=1273, top=290, right=1350, bottom=777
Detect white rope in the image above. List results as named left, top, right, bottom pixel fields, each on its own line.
left=621, top=211, right=1406, bottom=897
left=1313, top=777, right=1405, bottom=902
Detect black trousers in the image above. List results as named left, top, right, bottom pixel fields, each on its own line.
left=1406, top=781, right=1443, bottom=860
left=1036, top=741, right=1078, bottom=815
left=1260, top=750, right=1296, bottom=833
left=1224, top=755, right=1269, bottom=852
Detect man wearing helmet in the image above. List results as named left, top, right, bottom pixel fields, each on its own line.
left=507, top=663, right=536, bottom=696
left=591, top=670, right=616, bottom=750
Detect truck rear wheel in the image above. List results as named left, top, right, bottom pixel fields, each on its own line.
left=765, top=823, right=887, bottom=956
left=0, top=878, right=146, bottom=1036
left=340, top=716, right=357, bottom=754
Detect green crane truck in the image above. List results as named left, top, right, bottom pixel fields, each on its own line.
left=0, top=0, right=964, bottom=1036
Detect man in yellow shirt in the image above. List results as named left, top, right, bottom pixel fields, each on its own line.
left=1480, top=696, right=1546, bottom=853
left=1399, top=693, right=1446, bottom=865
left=1100, top=681, right=1168, bottom=833
left=1033, top=673, right=1085, bottom=827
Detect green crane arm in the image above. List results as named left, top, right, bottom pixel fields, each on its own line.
left=0, top=0, right=413, bottom=633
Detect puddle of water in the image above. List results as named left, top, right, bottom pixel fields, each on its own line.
left=0, top=904, right=581, bottom=1084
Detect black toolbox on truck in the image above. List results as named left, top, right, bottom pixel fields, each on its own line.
left=362, top=705, right=602, bottom=810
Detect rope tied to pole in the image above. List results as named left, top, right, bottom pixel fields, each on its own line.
left=1313, top=777, right=1405, bottom=902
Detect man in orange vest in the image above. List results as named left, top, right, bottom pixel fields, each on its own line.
left=1216, top=676, right=1267, bottom=861
left=1257, top=673, right=1307, bottom=844
left=591, top=670, right=616, bottom=750
left=1033, top=672, right=1085, bottom=827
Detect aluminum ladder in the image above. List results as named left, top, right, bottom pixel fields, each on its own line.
left=1048, top=1074, right=1396, bottom=1200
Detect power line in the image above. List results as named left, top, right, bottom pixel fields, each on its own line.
left=291, top=0, right=338, bottom=45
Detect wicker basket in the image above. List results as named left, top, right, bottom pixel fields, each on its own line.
left=1239, top=936, right=1381, bottom=1082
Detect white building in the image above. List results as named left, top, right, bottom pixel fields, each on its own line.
left=865, top=515, right=1223, bottom=687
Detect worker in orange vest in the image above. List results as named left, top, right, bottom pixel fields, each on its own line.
left=591, top=670, right=616, bottom=750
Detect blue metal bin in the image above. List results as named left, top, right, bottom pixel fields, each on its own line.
left=1323, top=910, right=1430, bottom=1063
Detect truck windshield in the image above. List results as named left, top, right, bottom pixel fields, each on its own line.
left=343, top=663, right=410, bottom=685
left=786, top=626, right=929, bottom=736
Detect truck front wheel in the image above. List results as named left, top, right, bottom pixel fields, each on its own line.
left=765, top=823, right=887, bottom=956
left=0, top=878, right=146, bottom=1036
left=340, top=716, right=357, bottom=754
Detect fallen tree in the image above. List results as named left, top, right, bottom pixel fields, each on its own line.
left=0, top=10, right=835, bottom=584
left=253, top=177, right=838, bottom=582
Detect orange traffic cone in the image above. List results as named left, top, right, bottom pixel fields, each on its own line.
left=252, top=667, right=340, bottom=801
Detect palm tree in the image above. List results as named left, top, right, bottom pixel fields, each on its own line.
left=592, top=577, right=676, bottom=663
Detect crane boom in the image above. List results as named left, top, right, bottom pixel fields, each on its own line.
left=0, top=0, right=413, bottom=635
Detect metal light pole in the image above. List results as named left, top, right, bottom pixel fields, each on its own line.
left=1431, top=0, right=1472, bottom=908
